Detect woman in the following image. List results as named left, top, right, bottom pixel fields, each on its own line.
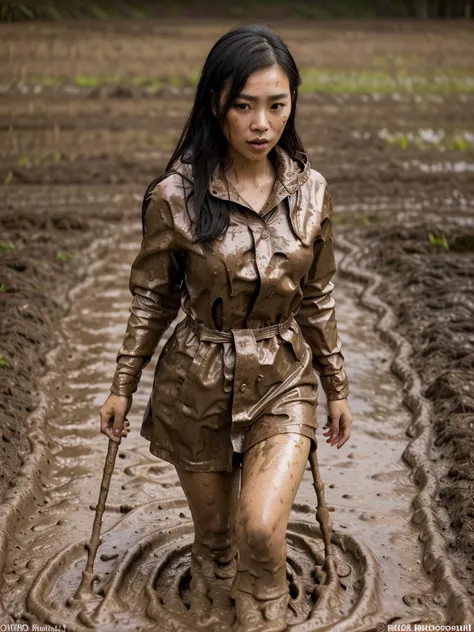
left=99, top=22, right=353, bottom=632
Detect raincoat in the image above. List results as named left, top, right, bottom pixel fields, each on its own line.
left=110, top=145, right=349, bottom=472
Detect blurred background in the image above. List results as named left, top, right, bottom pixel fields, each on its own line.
left=1, top=0, right=473, bottom=621
left=1, top=0, right=474, bottom=19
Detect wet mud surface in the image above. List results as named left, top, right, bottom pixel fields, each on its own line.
left=343, top=221, right=474, bottom=599
left=1, top=223, right=444, bottom=630
left=1, top=19, right=474, bottom=630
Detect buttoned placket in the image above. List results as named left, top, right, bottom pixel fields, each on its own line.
left=208, top=164, right=295, bottom=425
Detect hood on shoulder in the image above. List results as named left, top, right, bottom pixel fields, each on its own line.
left=170, top=144, right=311, bottom=194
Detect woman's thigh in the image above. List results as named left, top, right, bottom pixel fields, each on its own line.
left=239, top=433, right=311, bottom=537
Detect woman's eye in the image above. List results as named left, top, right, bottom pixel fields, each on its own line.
left=232, top=103, right=286, bottom=111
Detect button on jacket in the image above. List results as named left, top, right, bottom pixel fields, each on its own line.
left=110, top=145, right=349, bottom=472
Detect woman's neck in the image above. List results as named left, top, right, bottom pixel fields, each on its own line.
left=223, top=147, right=276, bottom=187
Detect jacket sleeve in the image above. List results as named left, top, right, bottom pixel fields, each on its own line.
left=110, top=180, right=184, bottom=398
left=295, top=183, right=349, bottom=401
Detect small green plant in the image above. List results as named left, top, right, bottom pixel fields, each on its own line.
left=32, top=282, right=41, bottom=290
left=0, top=243, right=15, bottom=251
left=4, top=171, right=14, bottom=184
left=56, top=251, right=72, bottom=262
left=0, top=354, right=9, bottom=368
left=429, top=233, right=449, bottom=249
left=0, top=283, right=4, bottom=292
left=74, top=76, right=100, bottom=88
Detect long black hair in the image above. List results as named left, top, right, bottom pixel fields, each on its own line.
left=142, top=22, right=306, bottom=244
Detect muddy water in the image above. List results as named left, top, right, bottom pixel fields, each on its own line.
left=2, top=221, right=443, bottom=631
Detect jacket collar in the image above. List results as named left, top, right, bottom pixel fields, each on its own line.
left=173, top=144, right=311, bottom=214
left=208, top=144, right=311, bottom=213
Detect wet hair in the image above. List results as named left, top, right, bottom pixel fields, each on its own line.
left=143, top=22, right=306, bottom=244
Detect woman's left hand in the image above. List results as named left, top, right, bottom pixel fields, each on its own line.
left=323, top=399, right=353, bottom=449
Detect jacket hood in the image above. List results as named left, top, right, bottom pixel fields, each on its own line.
left=167, top=145, right=318, bottom=246
left=170, top=144, right=312, bottom=196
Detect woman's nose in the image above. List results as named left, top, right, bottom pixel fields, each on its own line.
left=252, top=109, right=269, bottom=130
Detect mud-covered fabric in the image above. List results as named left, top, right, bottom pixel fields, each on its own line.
left=110, top=144, right=349, bottom=471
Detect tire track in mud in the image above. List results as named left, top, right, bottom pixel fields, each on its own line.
left=337, top=234, right=474, bottom=625
left=0, top=219, right=459, bottom=630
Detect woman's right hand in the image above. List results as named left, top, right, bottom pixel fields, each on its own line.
left=99, top=393, right=132, bottom=442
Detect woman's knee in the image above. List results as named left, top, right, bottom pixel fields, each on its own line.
left=236, top=512, right=279, bottom=554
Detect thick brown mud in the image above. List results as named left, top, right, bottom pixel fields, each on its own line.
left=0, top=221, right=450, bottom=630
left=1, top=18, right=474, bottom=630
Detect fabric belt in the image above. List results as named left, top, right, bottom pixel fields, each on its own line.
left=186, top=312, right=296, bottom=344
left=184, top=312, right=301, bottom=412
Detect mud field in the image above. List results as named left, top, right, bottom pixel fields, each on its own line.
left=1, top=19, right=473, bottom=631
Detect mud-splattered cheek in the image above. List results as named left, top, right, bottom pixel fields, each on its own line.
left=277, top=115, right=288, bottom=135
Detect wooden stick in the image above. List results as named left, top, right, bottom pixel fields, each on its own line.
left=72, top=437, right=120, bottom=602
left=307, top=438, right=338, bottom=580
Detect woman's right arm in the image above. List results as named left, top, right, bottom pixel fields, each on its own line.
left=100, top=179, right=184, bottom=441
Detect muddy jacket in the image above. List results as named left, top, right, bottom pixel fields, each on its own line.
left=110, top=145, right=349, bottom=416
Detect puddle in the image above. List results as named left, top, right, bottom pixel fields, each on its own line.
left=0, top=222, right=449, bottom=630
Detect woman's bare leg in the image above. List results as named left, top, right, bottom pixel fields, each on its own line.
left=174, top=463, right=241, bottom=626
left=232, top=433, right=311, bottom=630
left=175, top=465, right=241, bottom=563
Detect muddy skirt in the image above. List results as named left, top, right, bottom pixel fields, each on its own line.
left=140, top=314, right=320, bottom=472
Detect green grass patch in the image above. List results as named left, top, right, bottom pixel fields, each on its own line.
left=300, top=69, right=474, bottom=95
left=0, top=243, right=15, bottom=252
left=74, top=75, right=100, bottom=88
left=24, top=69, right=474, bottom=96
left=0, top=354, right=9, bottom=368
left=381, top=130, right=474, bottom=151
left=56, top=251, right=72, bottom=262
left=32, top=74, right=197, bottom=91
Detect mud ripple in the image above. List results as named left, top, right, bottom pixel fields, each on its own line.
left=337, top=233, right=474, bottom=625
left=25, top=498, right=380, bottom=631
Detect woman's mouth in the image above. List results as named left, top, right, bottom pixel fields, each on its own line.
left=248, top=140, right=269, bottom=151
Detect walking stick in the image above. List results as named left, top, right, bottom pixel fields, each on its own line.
left=72, top=434, right=122, bottom=603
left=307, top=436, right=338, bottom=583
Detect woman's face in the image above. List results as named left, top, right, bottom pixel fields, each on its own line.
left=214, top=64, right=292, bottom=163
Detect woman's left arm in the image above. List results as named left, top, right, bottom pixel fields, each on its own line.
left=294, top=182, right=352, bottom=448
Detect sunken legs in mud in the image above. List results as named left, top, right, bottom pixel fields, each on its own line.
left=175, top=433, right=311, bottom=631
